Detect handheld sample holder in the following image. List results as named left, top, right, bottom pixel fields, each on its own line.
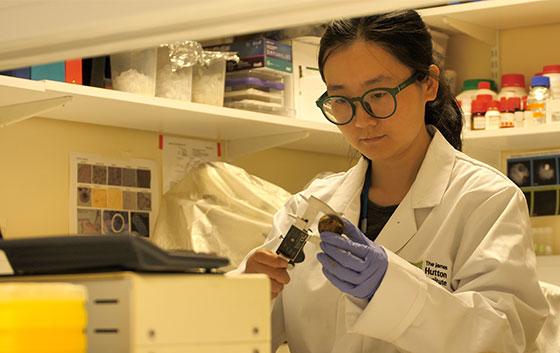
left=275, top=196, right=338, bottom=264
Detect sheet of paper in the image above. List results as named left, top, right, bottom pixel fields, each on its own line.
left=69, top=153, right=159, bottom=238
left=161, top=135, right=219, bottom=194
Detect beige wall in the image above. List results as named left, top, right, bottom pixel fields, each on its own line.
left=500, top=23, right=560, bottom=87
left=0, top=117, right=352, bottom=238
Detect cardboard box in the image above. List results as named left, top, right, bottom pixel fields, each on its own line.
left=207, top=37, right=292, bottom=74
left=0, top=68, right=31, bottom=79
left=31, top=62, right=65, bottom=81
left=65, top=59, right=83, bottom=84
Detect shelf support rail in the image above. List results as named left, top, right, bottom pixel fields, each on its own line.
left=223, top=131, right=310, bottom=160
left=0, top=96, right=72, bottom=128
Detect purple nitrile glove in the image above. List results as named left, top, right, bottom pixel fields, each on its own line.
left=316, top=217, right=388, bottom=300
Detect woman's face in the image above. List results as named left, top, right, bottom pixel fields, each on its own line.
left=322, top=40, right=438, bottom=162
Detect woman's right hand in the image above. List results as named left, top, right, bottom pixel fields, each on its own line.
left=244, top=249, right=290, bottom=299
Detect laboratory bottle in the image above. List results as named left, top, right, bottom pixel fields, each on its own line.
left=485, top=100, right=501, bottom=130
left=497, top=74, right=527, bottom=101
left=500, top=98, right=514, bottom=128
left=471, top=99, right=486, bottom=131
left=543, top=65, right=560, bottom=123
left=475, top=81, right=498, bottom=100
left=456, top=79, right=497, bottom=131
left=526, top=76, right=550, bottom=125
left=543, top=65, right=560, bottom=98
left=510, top=97, right=524, bottom=128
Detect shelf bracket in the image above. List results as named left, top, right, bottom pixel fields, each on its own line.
left=224, top=131, right=310, bottom=160
left=0, top=96, right=72, bottom=128
left=442, top=17, right=497, bottom=46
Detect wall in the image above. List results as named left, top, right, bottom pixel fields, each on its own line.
left=0, top=117, right=352, bottom=238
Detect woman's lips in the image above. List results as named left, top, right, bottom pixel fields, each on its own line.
left=359, top=135, right=386, bottom=143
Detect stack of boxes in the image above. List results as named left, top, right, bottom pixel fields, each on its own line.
left=0, top=60, right=82, bottom=84
left=207, top=37, right=294, bottom=116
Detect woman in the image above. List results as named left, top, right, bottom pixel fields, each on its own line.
left=234, top=10, right=549, bottom=353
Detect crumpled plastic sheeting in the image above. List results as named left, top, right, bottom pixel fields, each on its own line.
left=535, top=281, right=560, bottom=353
left=152, top=161, right=292, bottom=270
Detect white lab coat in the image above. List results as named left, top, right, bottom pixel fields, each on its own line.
left=233, top=128, right=549, bottom=353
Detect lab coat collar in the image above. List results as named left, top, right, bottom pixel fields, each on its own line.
left=362, top=127, right=455, bottom=253
left=409, top=127, right=455, bottom=209
left=330, top=159, right=368, bottom=226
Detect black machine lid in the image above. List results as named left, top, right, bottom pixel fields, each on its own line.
left=0, top=235, right=229, bottom=276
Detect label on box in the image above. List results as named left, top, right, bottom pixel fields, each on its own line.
left=227, top=57, right=292, bottom=73
left=207, top=38, right=292, bottom=62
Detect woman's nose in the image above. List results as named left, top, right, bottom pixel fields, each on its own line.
left=353, top=102, right=379, bottom=128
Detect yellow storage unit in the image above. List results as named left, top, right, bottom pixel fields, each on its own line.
left=0, top=283, right=87, bottom=353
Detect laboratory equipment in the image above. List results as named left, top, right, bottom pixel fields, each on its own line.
left=275, top=196, right=339, bottom=264
left=0, top=272, right=270, bottom=353
left=0, top=234, right=229, bottom=276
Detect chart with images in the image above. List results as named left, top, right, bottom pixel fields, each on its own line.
left=70, top=153, right=158, bottom=237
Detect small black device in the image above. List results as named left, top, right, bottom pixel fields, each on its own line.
left=0, top=235, right=229, bottom=275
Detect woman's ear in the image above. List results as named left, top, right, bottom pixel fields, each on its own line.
left=424, top=64, right=440, bottom=102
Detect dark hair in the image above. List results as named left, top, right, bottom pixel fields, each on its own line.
left=318, top=10, right=463, bottom=150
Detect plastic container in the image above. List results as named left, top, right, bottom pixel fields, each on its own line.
left=192, top=58, right=227, bottom=106
left=471, top=99, right=487, bottom=130
left=225, top=76, right=285, bottom=93
left=497, top=74, right=527, bottom=101
left=543, top=65, right=560, bottom=123
left=225, top=69, right=292, bottom=115
left=0, top=283, right=87, bottom=353
left=485, top=100, right=501, bottom=130
left=526, top=76, right=550, bottom=125
left=225, top=99, right=285, bottom=114
left=155, top=46, right=193, bottom=101
left=111, top=48, right=157, bottom=96
left=509, top=97, right=524, bottom=128
left=224, top=88, right=284, bottom=104
left=476, top=81, right=498, bottom=100
left=500, top=97, right=514, bottom=128
left=543, top=65, right=560, bottom=98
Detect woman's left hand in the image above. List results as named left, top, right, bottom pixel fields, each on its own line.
left=317, top=218, right=388, bottom=300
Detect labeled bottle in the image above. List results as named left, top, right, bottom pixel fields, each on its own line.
left=498, top=74, right=527, bottom=101
left=486, top=100, right=501, bottom=130
left=500, top=97, right=514, bottom=128
left=510, top=97, right=524, bottom=128
left=543, top=65, right=560, bottom=123
left=526, top=76, right=550, bottom=125
left=471, top=99, right=487, bottom=130
left=475, top=81, right=498, bottom=100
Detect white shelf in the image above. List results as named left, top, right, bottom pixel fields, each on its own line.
left=463, top=125, right=560, bottom=152
left=3, top=74, right=560, bottom=159
left=0, top=75, right=349, bottom=157
left=462, top=125, right=560, bottom=166
left=420, top=0, right=560, bottom=33
left=0, top=0, right=444, bottom=71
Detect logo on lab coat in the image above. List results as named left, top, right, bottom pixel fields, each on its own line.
left=424, top=260, right=449, bottom=287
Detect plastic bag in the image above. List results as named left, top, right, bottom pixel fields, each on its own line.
left=152, top=161, right=291, bottom=270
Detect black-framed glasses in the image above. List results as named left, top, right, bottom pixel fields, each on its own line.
left=315, top=71, right=422, bottom=125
